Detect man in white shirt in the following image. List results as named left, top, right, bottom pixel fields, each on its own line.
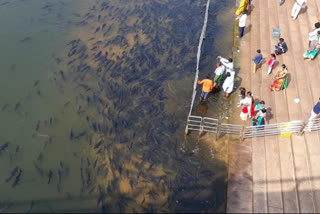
left=291, top=0, right=307, bottom=20
left=237, top=10, right=248, bottom=38
left=217, top=56, right=235, bottom=98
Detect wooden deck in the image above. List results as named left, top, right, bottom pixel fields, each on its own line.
left=227, top=0, right=320, bottom=213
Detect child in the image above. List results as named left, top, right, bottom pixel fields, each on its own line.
left=237, top=10, right=248, bottom=38
left=267, top=53, right=276, bottom=75
left=252, top=49, right=263, bottom=73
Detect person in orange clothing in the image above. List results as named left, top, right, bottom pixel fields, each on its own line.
left=197, top=74, right=213, bottom=102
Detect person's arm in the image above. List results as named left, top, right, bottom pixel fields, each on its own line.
left=313, top=113, right=320, bottom=120
left=197, top=79, right=203, bottom=84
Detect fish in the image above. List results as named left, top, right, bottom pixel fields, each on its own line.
left=26, top=200, right=34, bottom=213
left=0, top=142, right=9, bottom=153
left=74, top=131, right=86, bottom=140
left=47, top=170, right=53, bottom=184
left=59, top=70, right=65, bottom=80
left=15, top=145, right=20, bottom=153
left=70, top=129, right=74, bottom=140
left=95, top=27, right=100, bottom=33
left=72, top=13, right=81, bottom=18
left=1, top=104, right=9, bottom=111
left=102, top=23, right=106, bottom=29
left=93, top=158, right=98, bottom=168
left=37, top=152, right=43, bottom=162
left=86, top=157, right=91, bottom=167
left=63, top=101, right=70, bottom=107
left=5, top=166, right=19, bottom=183
left=35, top=120, right=40, bottom=131
left=94, top=140, right=103, bottom=149
left=20, top=36, right=31, bottom=43
left=12, top=169, right=22, bottom=188
left=34, top=163, right=44, bottom=177
left=86, top=168, right=91, bottom=186
left=14, top=102, right=21, bottom=111
left=33, top=80, right=40, bottom=87
left=80, top=167, right=85, bottom=192
left=49, top=117, right=53, bottom=125
left=59, top=161, right=64, bottom=170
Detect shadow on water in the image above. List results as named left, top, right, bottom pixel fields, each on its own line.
left=0, top=0, right=235, bottom=212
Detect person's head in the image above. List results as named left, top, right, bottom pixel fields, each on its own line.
left=240, top=87, right=246, bottom=97
left=282, top=64, right=287, bottom=69
left=261, top=109, right=267, bottom=113
left=279, top=38, right=284, bottom=42
left=217, top=62, right=222, bottom=67
left=226, top=72, right=231, bottom=77
left=228, top=58, right=233, bottom=63
left=260, top=100, right=265, bottom=105
left=206, top=74, right=211, bottom=79
left=271, top=53, right=276, bottom=58
left=247, top=91, right=252, bottom=97
left=315, top=22, right=320, bottom=29
left=257, top=49, right=261, bottom=54
left=317, top=30, right=320, bottom=36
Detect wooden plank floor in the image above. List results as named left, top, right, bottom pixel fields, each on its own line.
left=227, top=0, right=320, bottom=213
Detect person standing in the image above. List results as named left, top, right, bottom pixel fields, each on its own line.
left=237, top=10, right=248, bottom=38
left=222, top=71, right=235, bottom=99
left=307, top=98, right=320, bottom=131
left=217, top=56, right=235, bottom=98
left=252, top=49, right=263, bottom=73
left=213, top=62, right=225, bottom=89
left=197, top=74, right=213, bottom=102
left=309, top=98, right=320, bottom=121
left=235, top=0, right=249, bottom=16
left=291, top=0, right=307, bottom=20
left=267, top=53, right=276, bottom=75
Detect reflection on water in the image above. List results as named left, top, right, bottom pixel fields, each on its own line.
left=0, top=0, right=234, bottom=212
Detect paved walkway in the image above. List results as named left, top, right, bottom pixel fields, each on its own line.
left=227, top=0, right=320, bottom=213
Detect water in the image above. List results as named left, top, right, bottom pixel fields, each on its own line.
left=0, top=0, right=234, bottom=212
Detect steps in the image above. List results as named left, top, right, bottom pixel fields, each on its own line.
left=227, top=0, right=320, bottom=213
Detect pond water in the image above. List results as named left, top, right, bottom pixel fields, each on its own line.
left=0, top=0, right=234, bottom=212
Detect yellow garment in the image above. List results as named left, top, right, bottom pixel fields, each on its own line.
left=236, top=0, right=248, bottom=15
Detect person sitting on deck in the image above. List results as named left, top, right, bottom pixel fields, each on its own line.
left=252, top=108, right=267, bottom=128
left=213, top=62, right=225, bottom=89
left=254, top=100, right=265, bottom=116
left=275, top=38, right=288, bottom=55
left=270, top=64, right=288, bottom=91
left=304, top=31, right=320, bottom=60
left=308, top=22, right=320, bottom=47
left=197, top=74, right=213, bottom=102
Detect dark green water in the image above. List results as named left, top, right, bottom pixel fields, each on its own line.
left=0, top=0, right=234, bottom=212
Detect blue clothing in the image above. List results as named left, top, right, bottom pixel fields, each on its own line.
left=313, top=102, right=320, bottom=114
left=239, top=27, right=245, bottom=38
left=201, top=91, right=210, bottom=99
left=252, top=53, right=263, bottom=64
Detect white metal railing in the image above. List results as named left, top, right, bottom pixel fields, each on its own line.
left=243, top=120, right=304, bottom=138
left=185, top=0, right=210, bottom=134
left=220, top=123, right=244, bottom=135
left=202, top=117, right=219, bottom=133
left=185, top=115, right=320, bottom=139
left=186, top=115, right=203, bottom=132
left=304, top=118, right=320, bottom=132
